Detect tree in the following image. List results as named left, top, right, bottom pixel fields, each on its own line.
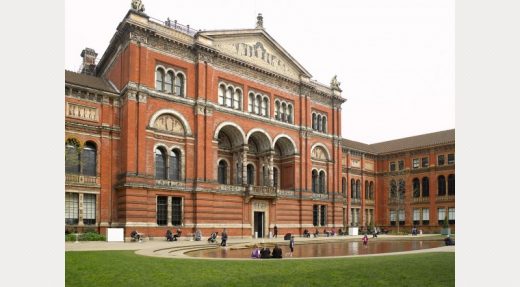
left=389, top=166, right=409, bottom=234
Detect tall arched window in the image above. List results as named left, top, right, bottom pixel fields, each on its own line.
left=234, top=89, right=241, bottom=110
left=174, top=73, right=184, bottom=96
left=82, top=142, right=97, bottom=176
left=247, top=164, right=255, bottom=185
left=165, top=71, right=174, bottom=94
left=398, top=179, right=405, bottom=199
left=281, top=102, right=287, bottom=121
left=312, top=170, right=318, bottom=193
left=312, top=113, right=317, bottom=130
left=317, top=114, right=322, bottom=131
left=65, top=139, right=80, bottom=174
left=169, top=149, right=181, bottom=180
left=322, top=117, right=327, bottom=133
left=287, top=105, right=293, bottom=123
left=369, top=181, right=374, bottom=199
left=351, top=179, right=356, bottom=198
left=218, top=160, right=228, bottom=184
left=273, top=168, right=279, bottom=188
left=365, top=180, right=369, bottom=199
left=226, top=87, right=233, bottom=107
left=438, top=175, right=446, bottom=196
left=155, top=148, right=167, bottom=179
left=356, top=179, right=361, bottom=199
left=413, top=178, right=420, bottom=198
left=262, top=97, right=268, bottom=116
left=218, top=85, right=226, bottom=105
left=422, top=177, right=430, bottom=197
left=448, top=174, right=455, bottom=195
left=248, top=93, right=254, bottom=112
left=275, top=101, right=280, bottom=120
left=155, top=68, right=165, bottom=91
left=342, top=178, right=347, bottom=196
left=319, top=171, right=326, bottom=193
left=255, top=95, right=261, bottom=114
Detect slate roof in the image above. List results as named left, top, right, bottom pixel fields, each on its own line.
left=343, top=129, right=455, bottom=154
left=65, top=70, right=118, bottom=93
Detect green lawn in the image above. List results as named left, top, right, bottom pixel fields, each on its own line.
left=66, top=251, right=454, bottom=287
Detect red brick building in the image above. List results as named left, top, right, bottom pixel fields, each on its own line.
left=65, top=6, right=454, bottom=239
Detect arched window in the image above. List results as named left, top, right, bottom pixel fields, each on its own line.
left=255, top=95, right=261, bottom=114
left=319, top=171, right=326, bottom=193
left=422, top=177, right=430, bottom=197
left=226, top=87, right=233, bottom=107
left=438, top=175, right=446, bottom=196
left=312, top=170, right=318, bottom=193
left=351, top=179, right=356, bottom=198
left=356, top=179, right=360, bottom=199
left=273, top=168, right=279, bottom=188
left=448, top=174, right=455, bottom=195
left=218, top=160, right=228, bottom=184
left=81, top=142, right=97, bottom=176
left=247, top=164, right=255, bottom=185
left=287, top=105, right=293, bottom=123
left=390, top=179, right=397, bottom=199
left=369, top=181, right=374, bottom=199
left=248, top=93, right=254, bottom=112
left=322, top=117, right=327, bottom=133
left=364, top=180, right=369, bottom=199
left=281, top=102, right=287, bottom=121
left=312, top=113, right=317, bottom=130
left=218, top=85, right=226, bottom=105
left=65, top=139, right=80, bottom=174
left=169, top=149, right=181, bottom=180
left=155, top=148, right=167, bottom=179
left=398, top=179, right=405, bottom=199
left=174, top=73, right=184, bottom=96
left=275, top=101, right=280, bottom=120
left=155, top=68, right=165, bottom=91
left=342, top=178, right=347, bottom=196
left=233, top=89, right=241, bottom=110
left=413, top=178, right=420, bottom=198
left=317, top=115, right=322, bottom=131
left=262, top=97, right=268, bottom=116
left=165, top=71, right=174, bottom=94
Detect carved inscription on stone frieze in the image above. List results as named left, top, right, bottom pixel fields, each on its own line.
left=66, top=103, right=98, bottom=122
left=311, top=147, right=327, bottom=160
left=154, top=114, right=185, bottom=134
left=215, top=39, right=300, bottom=80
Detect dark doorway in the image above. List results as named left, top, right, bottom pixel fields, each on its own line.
left=254, top=211, right=265, bottom=238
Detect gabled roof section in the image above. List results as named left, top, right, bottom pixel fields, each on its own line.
left=342, top=139, right=377, bottom=154
left=65, top=70, right=118, bottom=94
left=196, top=29, right=312, bottom=80
left=369, top=129, right=455, bottom=154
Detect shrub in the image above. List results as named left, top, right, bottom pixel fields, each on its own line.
left=65, top=231, right=106, bottom=242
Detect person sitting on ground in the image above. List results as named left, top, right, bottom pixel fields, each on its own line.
left=194, top=229, right=202, bottom=241
left=173, top=228, right=182, bottom=241
left=314, top=228, right=319, bottom=238
left=251, top=244, right=260, bottom=259
left=166, top=230, right=174, bottom=241
left=208, top=231, right=218, bottom=243
left=331, top=228, right=336, bottom=236
left=272, top=244, right=283, bottom=259
left=303, top=229, right=310, bottom=238
left=130, top=230, right=141, bottom=242
left=444, top=235, right=455, bottom=246
left=260, top=247, right=271, bottom=259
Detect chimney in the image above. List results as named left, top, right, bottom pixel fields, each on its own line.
left=80, top=48, right=98, bottom=75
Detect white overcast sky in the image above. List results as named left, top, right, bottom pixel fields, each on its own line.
left=65, top=0, right=454, bottom=144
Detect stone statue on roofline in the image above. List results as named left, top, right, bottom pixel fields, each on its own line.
left=330, top=75, right=341, bottom=91
left=256, top=13, right=264, bottom=29
left=131, top=0, right=145, bottom=13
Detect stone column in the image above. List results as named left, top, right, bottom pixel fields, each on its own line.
left=78, top=193, right=84, bottom=226
left=167, top=197, right=172, bottom=227
left=241, top=146, right=248, bottom=185
left=268, top=151, right=275, bottom=187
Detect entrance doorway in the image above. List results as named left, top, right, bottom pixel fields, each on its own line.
left=254, top=211, right=265, bottom=238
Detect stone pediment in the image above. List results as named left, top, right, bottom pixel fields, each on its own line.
left=196, top=30, right=312, bottom=80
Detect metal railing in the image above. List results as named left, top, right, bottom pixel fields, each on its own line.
left=149, top=17, right=199, bottom=36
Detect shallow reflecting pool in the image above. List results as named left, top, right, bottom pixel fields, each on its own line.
left=185, top=240, right=445, bottom=258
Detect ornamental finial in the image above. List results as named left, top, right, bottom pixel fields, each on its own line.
left=256, top=13, right=264, bottom=29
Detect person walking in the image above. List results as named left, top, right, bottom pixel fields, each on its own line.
left=273, top=225, right=278, bottom=238
left=289, top=236, right=295, bottom=257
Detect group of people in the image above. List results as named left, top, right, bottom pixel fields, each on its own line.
left=250, top=235, right=295, bottom=259
left=206, top=229, right=228, bottom=246
left=165, top=229, right=182, bottom=241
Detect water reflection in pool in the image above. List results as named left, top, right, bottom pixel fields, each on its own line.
left=185, top=240, right=445, bottom=259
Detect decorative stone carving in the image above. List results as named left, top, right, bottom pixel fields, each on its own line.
left=130, top=32, right=147, bottom=44
left=351, top=159, right=361, bottom=168
left=256, top=13, right=264, bottom=29
left=311, top=146, right=327, bottom=160
left=131, top=0, right=145, bottom=13
left=154, top=114, right=185, bottom=134
left=330, top=75, right=341, bottom=91
left=66, top=103, right=98, bottom=122
left=138, top=93, right=147, bottom=103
